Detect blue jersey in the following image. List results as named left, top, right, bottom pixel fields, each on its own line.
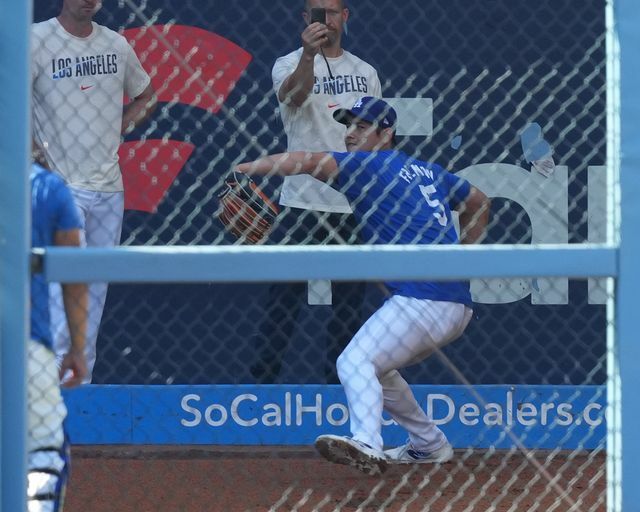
left=332, top=150, right=473, bottom=306
left=30, top=164, right=81, bottom=349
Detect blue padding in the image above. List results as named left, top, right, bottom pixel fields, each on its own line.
left=63, top=384, right=606, bottom=450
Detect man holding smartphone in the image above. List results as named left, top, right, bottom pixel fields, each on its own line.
left=250, top=0, right=382, bottom=384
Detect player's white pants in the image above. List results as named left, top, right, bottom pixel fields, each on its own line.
left=50, top=188, right=124, bottom=383
left=28, top=340, right=70, bottom=512
left=336, top=296, right=473, bottom=452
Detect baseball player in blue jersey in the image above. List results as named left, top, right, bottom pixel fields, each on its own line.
left=29, top=160, right=87, bottom=510
left=236, top=96, right=491, bottom=475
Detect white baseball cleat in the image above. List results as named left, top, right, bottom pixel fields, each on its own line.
left=384, top=441, right=454, bottom=464
left=314, top=434, right=388, bottom=476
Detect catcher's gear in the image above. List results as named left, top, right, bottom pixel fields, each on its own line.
left=217, top=172, right=280, bottom=244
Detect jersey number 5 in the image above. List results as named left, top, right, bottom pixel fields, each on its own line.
left=419, top=184, right=447, bottom=227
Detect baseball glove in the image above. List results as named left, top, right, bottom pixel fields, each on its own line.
left=217, top=171, right=279, bottom=244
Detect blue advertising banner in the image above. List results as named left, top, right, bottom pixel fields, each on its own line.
left=64, top=385, right=606, bottom=450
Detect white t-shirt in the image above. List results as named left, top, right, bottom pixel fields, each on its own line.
left=272, top=48, right=381, bottom=213
left=31, top=18, right=151, bottom=192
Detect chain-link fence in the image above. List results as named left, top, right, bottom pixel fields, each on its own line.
left=33, top=0, right=607, bottom=388
left=31, top=0, right=608, bottom=510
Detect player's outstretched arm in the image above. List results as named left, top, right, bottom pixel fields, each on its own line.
left=236, top=151, right=339, bottom=182
left=456, top=185, right=491, bottom=244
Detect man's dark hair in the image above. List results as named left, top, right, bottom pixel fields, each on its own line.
left=305, top=0, right=346, bottom=11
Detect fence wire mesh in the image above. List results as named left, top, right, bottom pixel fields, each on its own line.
left=31, top=0, right=608, bottom=510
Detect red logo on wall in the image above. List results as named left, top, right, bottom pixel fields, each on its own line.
left=119, top=25, right=253, bottom=212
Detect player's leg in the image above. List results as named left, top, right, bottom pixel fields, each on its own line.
left=335, top=295, right=419, bottom=451
left=378, top=298, right=473, bottom=462
left=27, top=340, right=70, bottom=512
left=81, top=190, right=123, bottom=381
left=336, top=296, right=471, bottom=451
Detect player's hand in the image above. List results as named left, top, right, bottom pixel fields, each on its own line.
left=301, top=22, right=329, bottom=56
left=59, top=348, right=88, bottom=388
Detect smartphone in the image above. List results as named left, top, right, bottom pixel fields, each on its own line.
left=310, top=7, right=326, bottom=25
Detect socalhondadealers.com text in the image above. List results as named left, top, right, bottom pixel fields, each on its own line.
left=180, top=390, right=605, bottom=428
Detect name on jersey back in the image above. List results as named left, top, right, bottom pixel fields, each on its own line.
left=399, top=164, right=435, bottom=183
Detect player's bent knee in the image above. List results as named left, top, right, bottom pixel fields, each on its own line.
left=336, top=350, right=368, bottom=381
left=336, top=352, right=350, bottom=380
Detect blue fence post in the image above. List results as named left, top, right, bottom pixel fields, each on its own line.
left=617, top=0, right=640, bottom=510
left=0, top=0, right=31, bottom=511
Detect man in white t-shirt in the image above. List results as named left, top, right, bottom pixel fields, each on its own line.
left=31, top=0, right=157, bottom=383
left=251, top=0, right=382, bottom=384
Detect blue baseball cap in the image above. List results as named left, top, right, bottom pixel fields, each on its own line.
left=333, top=96, right=397, bottom=130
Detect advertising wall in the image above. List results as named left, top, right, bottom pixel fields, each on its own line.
left=64, top=385, right=606, bottom=449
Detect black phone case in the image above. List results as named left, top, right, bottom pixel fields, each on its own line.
left=310, top=8, right=326, bottom=24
